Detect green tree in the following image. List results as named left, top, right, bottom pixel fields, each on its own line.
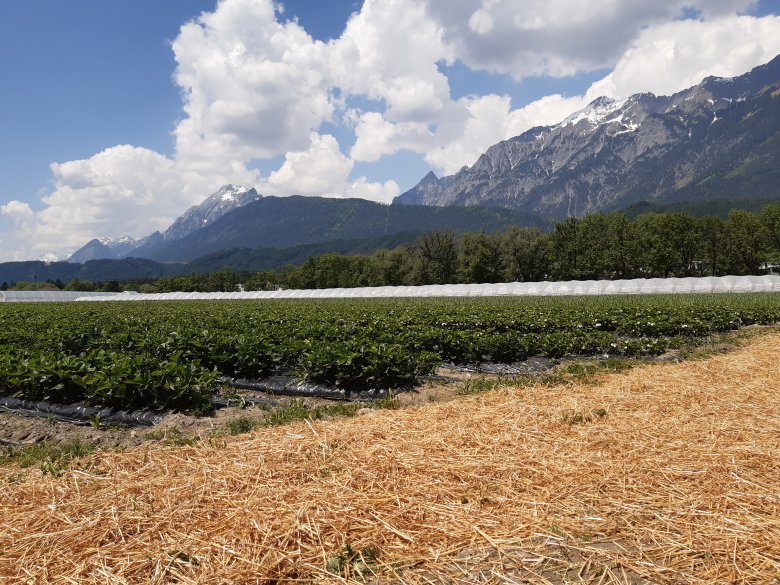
left=577, top=213, right=638, bottom=279
left=209, top=266, right=238, bottom=292
left=698, top=216, right=726, bottom=276
left=64, top=279, right=95, bottom=292
left=634, top=213, right=701, bottom=277
left=724, top=210, right=771, bottom=274
left=415, top=230, right=459, bottom=284
left=760, top=203, right=780, bottom=252
left=500, top=226, right=549, bottom=282
left=459, top=232, right=503, bottom=283
left=549, top=217, right=580, bottom=280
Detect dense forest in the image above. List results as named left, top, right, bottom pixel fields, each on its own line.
left=147, top=206, right=780, bottom=292
left=4, top=206, right=780, bottom=293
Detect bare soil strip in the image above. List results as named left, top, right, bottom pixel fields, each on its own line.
left=2, top=335, right=779, bottom=584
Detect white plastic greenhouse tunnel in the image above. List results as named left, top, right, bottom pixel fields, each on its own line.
left=54, top=274, right=780, bottom=302
left=1, top=276, right=778, bottom=303
left=0, top=291, right=120, bottom=303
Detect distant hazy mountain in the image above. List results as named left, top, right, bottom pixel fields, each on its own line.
left=68, top=235, right=139, bottom=264
left=394, top=55, right=780, bottom=218
left=132, top=196, right=544, bottom=262
left=67, top=185, right=260, bottom=263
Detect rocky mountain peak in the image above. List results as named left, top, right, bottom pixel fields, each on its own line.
left=162, top=185, right=261, bottom=241
left=393, top=54, right=780, bottom=217
left=420, top=171, right=439, bottom=184
left=68, top=235, right=141, bottom=264
left=561, top=96, right=625, bottom=127
left=66, top=185, right=262, bottom=263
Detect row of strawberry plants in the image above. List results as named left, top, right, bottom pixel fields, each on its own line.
left=1, top=293, right=778, bottom=410
left=0, top=348, right=218, bottom=411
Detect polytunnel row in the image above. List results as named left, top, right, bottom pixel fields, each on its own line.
left=72, top=275, right=780, bottom=302
left=0, top=290, right=118, bottom=303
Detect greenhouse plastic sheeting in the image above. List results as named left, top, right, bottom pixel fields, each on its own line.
left=0, top=291, right=121, bottom=303
left=70, top=275, right=780, bottom=302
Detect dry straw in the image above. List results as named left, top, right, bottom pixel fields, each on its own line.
left=2, top=335, right=780, bottom=584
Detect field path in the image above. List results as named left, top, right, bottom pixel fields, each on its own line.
left=2, top=334, right=780, bottom=584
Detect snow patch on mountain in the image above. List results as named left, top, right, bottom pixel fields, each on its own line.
left=162, top=185, right=261, bottom=241
left=561, top=97, right=627, bottom=127
left=38, top=252, right=62, bottom=264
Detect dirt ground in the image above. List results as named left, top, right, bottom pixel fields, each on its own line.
left=0, top=346, right=697, bottom=451
left=0, top=340, right=738, bottom=449
left=0, top=393, right=333, bottom=450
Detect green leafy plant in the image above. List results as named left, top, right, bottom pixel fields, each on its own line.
left=326, top=543, right=380, bottom=578
left=561, top=408, right=608, bottom=425
left=0, top=440, right=95, bottom=475
left=1, top=293, right=778, bottom=413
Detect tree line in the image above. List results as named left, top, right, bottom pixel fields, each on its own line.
left=152, top=206, right=780, bottom=292
left=6, top=206, right=778, bottom=294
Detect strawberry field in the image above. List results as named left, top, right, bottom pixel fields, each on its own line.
left=2, top=293, right=779, bottom=411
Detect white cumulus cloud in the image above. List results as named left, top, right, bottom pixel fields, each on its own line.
left=330, top=0, right=454, bottom=123
left=425, top=0, right=759, bottom=79
left=0, top=200, right=34, bottom=218
left=266, top=133, right=354, bottom=195
left=3, top=0, right=780, bottom=261
left=337, top=177, right=400, bottom=204
left=172, top=0, right=334, bottom=167
left=585, top=15, right=780, bottom=100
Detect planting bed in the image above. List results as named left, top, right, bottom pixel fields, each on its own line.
left=1, top=294, right=779, bottom=415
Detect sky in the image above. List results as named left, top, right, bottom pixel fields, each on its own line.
left=1, top=0, right=780, bottom=261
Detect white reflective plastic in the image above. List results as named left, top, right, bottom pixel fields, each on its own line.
left=61, top=275, right=780, bottom=302
left=0, top=291, right=118, bottom=303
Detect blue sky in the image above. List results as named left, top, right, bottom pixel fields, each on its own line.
left=0, top=0, right=362, bottom=208
left=1, top=0, right=779, bottom=260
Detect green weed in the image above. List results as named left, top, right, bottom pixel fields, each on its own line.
left=561, top=408, right=608, bottom=426
left=225, top=416, right=261, bottom=436
left=143, top=429, right=200, bottom=447
left=458, top=376, right=512, bottom=396
left=262, top=401, right=361, bottom=428
left=326, top=543, right=380, bottom=578
left=0, top=439, right=96, bottom=475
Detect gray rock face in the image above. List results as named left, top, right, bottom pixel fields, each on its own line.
left=394, top=55, right=780, bottom=218
left=163, top=185, right=261, bottom=241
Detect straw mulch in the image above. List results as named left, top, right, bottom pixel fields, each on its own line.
left=2, top=336, right=780, bottom=584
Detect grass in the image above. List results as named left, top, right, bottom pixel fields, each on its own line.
left=326, top=543, right=382, bottom=579
left=0, top=439, right=95, bottom=475
left=143, top=428, right=200, bottom=447
left=263, top=401, right=362, bottom=428
left=457, top=357, right=639, bottom=396
left=224, top=416, right=261, bottom=436
left=372, top=395, right=401, bottom=410
left=562, top=357, right=636, bottom=378
left=457, top=377, right=514, bottom=396
left=221, top=395, right=408, bottom=437
left=219, top=401, right=364, bottom=436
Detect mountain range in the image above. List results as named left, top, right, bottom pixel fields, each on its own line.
left=67, top=235, right=141, bottom=264
left=68, top=185, right=260, bottom=263
left=34, top=54, right=780, bottom=280
left=131, top=196, right=543, bottom=262
left=394, top=55, right=780, bottom=217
